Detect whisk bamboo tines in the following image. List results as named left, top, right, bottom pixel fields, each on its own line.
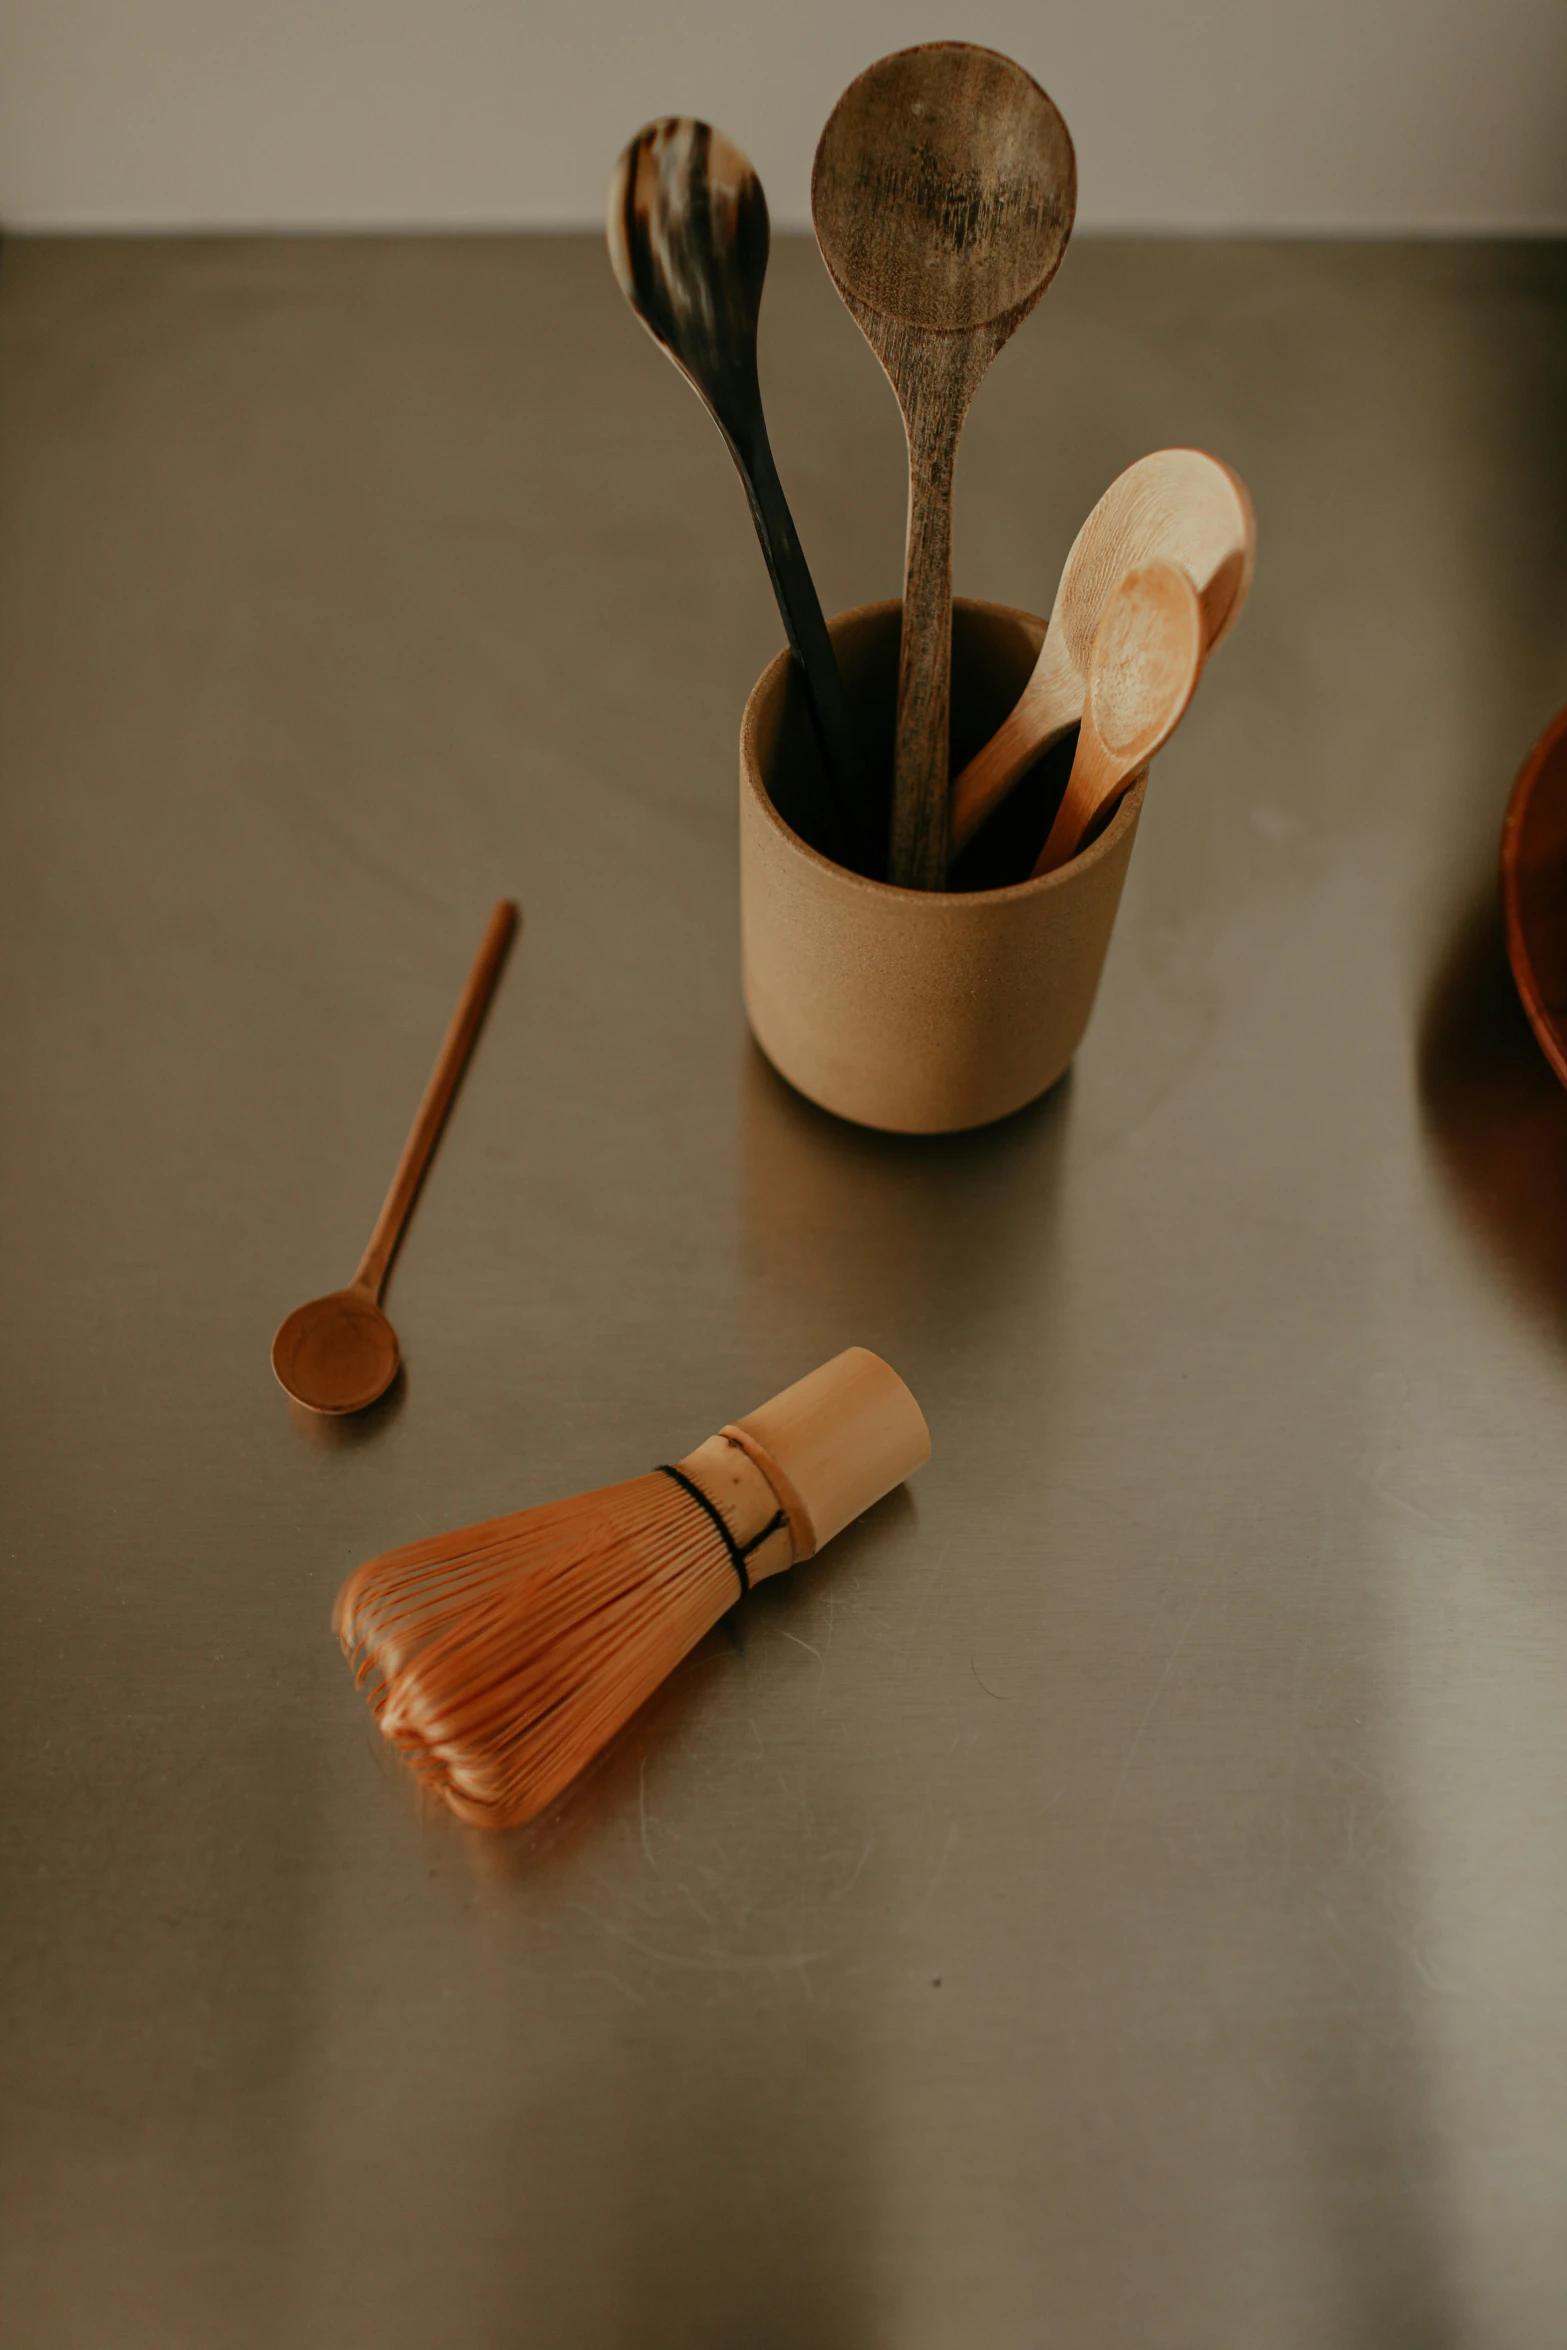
left=334, top=1348, right=930, bottom=1829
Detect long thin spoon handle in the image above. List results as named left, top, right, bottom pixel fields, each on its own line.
left=741, top=428, right=871, bottom=869
left=947, top=632, right=1080, bottom=861
left=890, top=376, right=967, bottom=890
left=353, top=899, right=519, bottom=1298
left=1031, top=739, right=1123, bottom=877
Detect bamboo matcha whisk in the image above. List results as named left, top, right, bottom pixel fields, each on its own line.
left=335, top=1348, right=930, bottom=1828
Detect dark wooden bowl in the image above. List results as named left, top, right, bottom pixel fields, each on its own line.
left=1502, top=701, right=1567, bottom=1090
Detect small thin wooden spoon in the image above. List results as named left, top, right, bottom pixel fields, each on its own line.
left=271, top=901, right=518, bottom=1416
left=812, top=43, right=1075, bottom=890
left=608, top=119, right=870, bottom=871
left=1032, top=564, right=1203, bottom=878
left=950, top=449, right=1255, bottom=860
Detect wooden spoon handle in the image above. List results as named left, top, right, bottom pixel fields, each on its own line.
left=353, top=900, right=519, bottom=1298
left=1031, top=735, right=1124, bottom=878
left=741, top=428, right=871, bottom=870
left=947, top=631, right=1080, bottom=860
left=889, top=397, right=962, bottom=890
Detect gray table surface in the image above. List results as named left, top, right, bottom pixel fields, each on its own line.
left=2, top=232, right=1566, bottom=2350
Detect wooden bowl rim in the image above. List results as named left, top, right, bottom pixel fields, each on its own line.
left=1501, top=698, right=1567, bottom=1091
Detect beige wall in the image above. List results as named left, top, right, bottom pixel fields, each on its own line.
left=2, top=0, right=1565, bottom=232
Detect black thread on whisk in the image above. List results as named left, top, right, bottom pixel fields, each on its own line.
left=655, top=1465, right=783, bottom=1599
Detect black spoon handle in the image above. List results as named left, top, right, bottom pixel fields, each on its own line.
left=735, top=424, right=874, bottom=874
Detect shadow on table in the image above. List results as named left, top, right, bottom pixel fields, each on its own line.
left=1418, top=876, right=1567, bottom=1329
left=285, top=1365, right=408, bottom=1446
left=738, top=1037, right=1075, bottom=1356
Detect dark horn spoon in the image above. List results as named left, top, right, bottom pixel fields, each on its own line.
left=608, top=118, right=872, bottom=872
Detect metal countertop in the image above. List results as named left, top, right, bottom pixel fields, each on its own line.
left=3, top=234, right=1567, bottom=2349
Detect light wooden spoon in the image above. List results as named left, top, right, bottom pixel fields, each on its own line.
left=1032, top=564, right=1203, bottom=878
left=812, top=44, right=1075, bottom=890
left=950, top=449, right=1255, bottom=860
left=609, top=118, right=871, bottom=871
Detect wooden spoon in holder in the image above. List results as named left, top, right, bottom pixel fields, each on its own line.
left=813, top=44, right=1076, bottom=890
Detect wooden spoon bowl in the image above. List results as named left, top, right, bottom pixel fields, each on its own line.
left=272, top=1290, right=402, bottom=1417
left=1032, top=562, right=1204, bottom=877
left=1502, top=700, right=1567, bottom=1089
left=811, top=45, right=1075, bottom=338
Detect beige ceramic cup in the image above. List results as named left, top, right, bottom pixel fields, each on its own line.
left=740, top=597, right=1145, bottom=1134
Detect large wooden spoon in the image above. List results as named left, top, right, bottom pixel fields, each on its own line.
left=950, top=449, right=1255, bottom=860
left=813, top=44, right=1075, bottom=890
left=609, top=118, right=870, bottom=871
left=1032, top=564, right=1203, bottom=878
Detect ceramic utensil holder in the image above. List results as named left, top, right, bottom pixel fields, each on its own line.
left=740, top=597, right=1145, bottom=1133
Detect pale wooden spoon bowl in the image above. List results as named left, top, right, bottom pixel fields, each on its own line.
left=813, top=43, right=1075, bottom=890
left=950, top=449, right=1255, bottom=860
left=1032, top=563, right=1203, bottom=878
